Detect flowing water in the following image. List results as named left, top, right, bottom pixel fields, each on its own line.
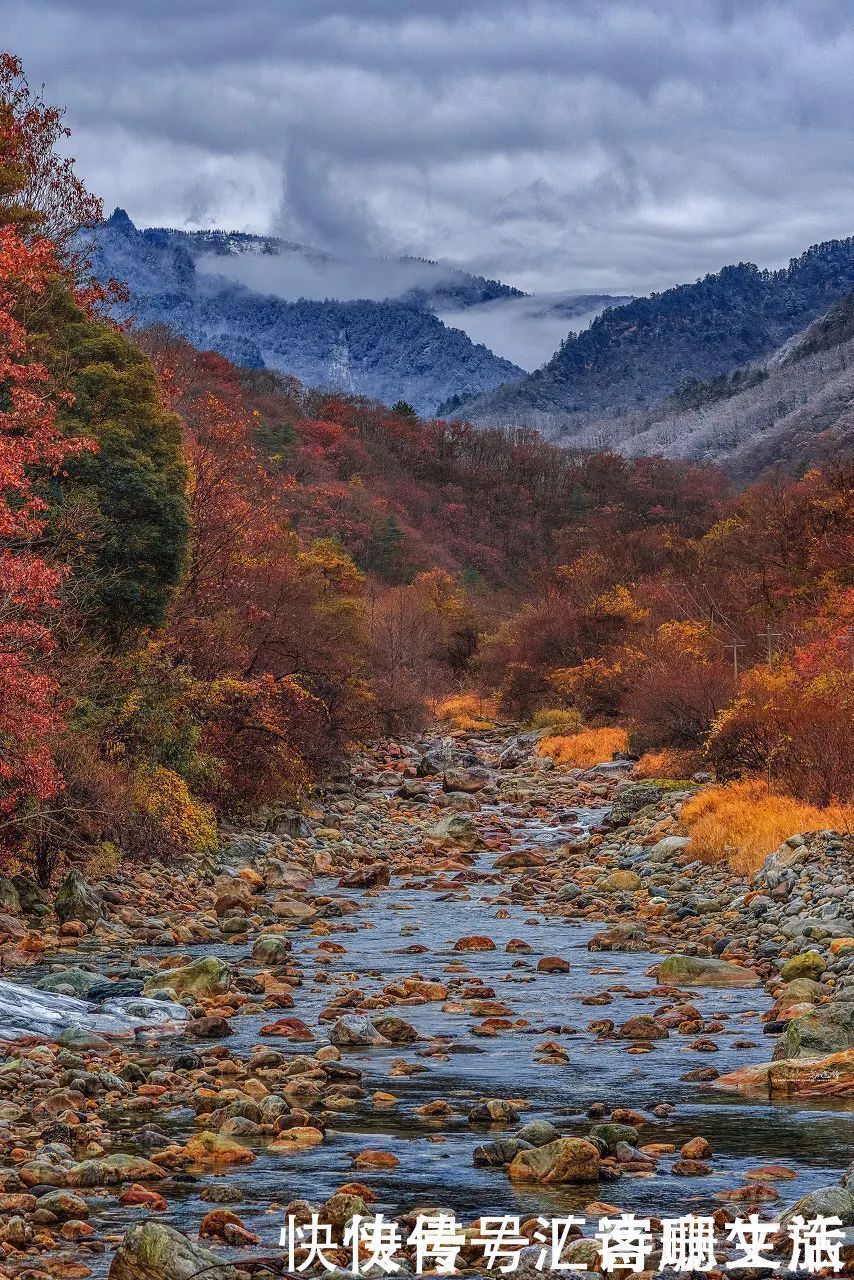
left=54, top=786, right=850, bottom=1265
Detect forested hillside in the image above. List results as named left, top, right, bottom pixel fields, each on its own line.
left=516, top=288, right=854, bottom=480
left=88, top=210, right=526, bottom=414
left=465, top=241, right=854, bottom=424
left=1, top=52, right=851, bottom=893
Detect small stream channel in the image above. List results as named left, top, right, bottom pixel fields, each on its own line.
left=40, top=785, right=849, bottom=1266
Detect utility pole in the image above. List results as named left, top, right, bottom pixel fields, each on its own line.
left=727, top=640, right=746, bottom=683
left=758, top=626, right=783, bottom=672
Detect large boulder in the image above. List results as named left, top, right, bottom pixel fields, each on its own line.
left=508, top=1137, right=600, bottom=1184
left=0, top=876, right=21, bottom=915
left=443, top=767, right=490, bottom=793
left=772, top=1012, right=854, bottom=1061
left=143, top=956, right=231, bottom=999
left=781, top=1186, right=854, bottom=1227
left=780, top=950, right=827, bottom=982
left=715, top=1049, right=854, bottom=1098
left=609, top=783, right=663, bottom=827
left=67, top=1155, right=166, bottom=1187
left=109, top=1222, right=240, bottom=1280
left=426, top=813, right=481, bottom=852
left=11, top=874, right=48, bottom=914
left=654, top=955, right=760, bottom=988
left=36, top=968, right=103, bottom=998
left=55, top=870, right=103, bottom=926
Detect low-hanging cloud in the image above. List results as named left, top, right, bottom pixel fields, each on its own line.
left=195, top=249, right=469, bottom=305
left=6, top=0, right=854, bottom=294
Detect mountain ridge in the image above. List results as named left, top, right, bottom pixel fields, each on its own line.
left=86, top=210, right=527, bottom=414
left=463, top=235, right=854, bottom=426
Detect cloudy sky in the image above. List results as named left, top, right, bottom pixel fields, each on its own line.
left=6, top=0, right=854, bottom=295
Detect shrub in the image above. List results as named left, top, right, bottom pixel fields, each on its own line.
left=529, top=707, right=584, bottom=735
left=128, top=766, right=218, bottom=862
left=436, top=692, right=497, bottom=731
left=623, top=621, right=732, bottom=754
left=634, top=748, right=702, bottom=780
left=680, top=779, right=853, bottom=875
left=538, top=727, right=628, bottom=768
left=706, top=635, right=854, bottom=805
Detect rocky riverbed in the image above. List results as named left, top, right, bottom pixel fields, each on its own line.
left=0, top=728, right=851, bottom=1278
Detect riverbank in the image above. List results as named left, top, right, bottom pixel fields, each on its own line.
left=0, top=727, right=851, bottom=1278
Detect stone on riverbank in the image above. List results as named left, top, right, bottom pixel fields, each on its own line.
left=772, top=1011, right=854, bottom=1060
left=55, top=869, right=103, bottom=926
left=780, top=950, right=827, bottom=981
left=715, top=1049, right=854, bottom=1097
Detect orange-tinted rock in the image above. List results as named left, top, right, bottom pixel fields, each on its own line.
left=453, top=936, right=496, bottom=952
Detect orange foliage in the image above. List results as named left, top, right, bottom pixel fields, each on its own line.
left=706, top=602, right=854, bottom=804
left=634, top=748, right=701, bottom=780
left=680, top=780, right=854, bottom=874
left=436, top=692, right=497, bottom=732
left=538, top=727, right=628, bottom=769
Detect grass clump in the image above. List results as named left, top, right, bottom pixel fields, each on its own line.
left=680, top=779, right=853, bottom=874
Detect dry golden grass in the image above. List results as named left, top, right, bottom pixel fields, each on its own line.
left=538, top=726, right=628, bottom=769
left=528, top=707, right=584, bottom=735
left=681, top=779, right=854, bottom=875
left=435, top=692, right=497, bottom=732
left=634, top=747, right=701, bottom=779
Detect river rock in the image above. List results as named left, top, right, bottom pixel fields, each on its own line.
left=619, top=1015, right=668, bottom=1040
left=609, top=784, right=663, bottom=827
left=589, top=1123, right=638, bottom=1151
left=11, top=874, right=48, bottom=914
left=780, top=950, right=827, bottom=981
left=516, top=1120, right=559, bottom=1147
left=781, top=1186, right=854, bottom=1226
left=339, top=863, right=391, bottom=888
left=143, top=956, right=231, bottom=999
left=36, top=968, right=103, bottom=997
left=599, top=869, right=641, bottom=892
left=473, top=1138, right=533, bottom=1166
left=185, top=1131, right=256, bottom=1167
left=67, top=1154, right=166, bottom=1187
left=329, top=1015, right=391, bottom=1046
left=654, top=955, right=760, bottom=987
left=0, top=876, right=21, bottom=914
left=372, top=1016, right=419, bottom=1043
left=426, top=813, right=481, bottom=852
left=109, top=1221, right=240, bottom=1280
left=772, top=1011, right=854, bottom=1061
left=252, top=934, right=292, bottom=965
left=715, top=1049, right=854, bottom=1097
left=55, top=870, right=103, bottom=926
left=508, top=1136, right=601, bottom=1184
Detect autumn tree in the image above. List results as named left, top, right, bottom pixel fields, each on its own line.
left=0, top=221, right=90, bottom=827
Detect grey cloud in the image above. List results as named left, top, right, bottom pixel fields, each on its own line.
left=5, top=0, right=854, bottom=295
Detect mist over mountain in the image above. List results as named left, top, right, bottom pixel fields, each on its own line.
left=464, top=236, right=854, bottom=431
left=87, top=211, right=527, bottom=413
left=461, top=273, right=854, bottom=479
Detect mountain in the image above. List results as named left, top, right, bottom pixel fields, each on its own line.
left=86, top=210, right=526, bottom=414
left=464, top=236, right=854, bottom=427
left=504, top=287, right=854, bottom=480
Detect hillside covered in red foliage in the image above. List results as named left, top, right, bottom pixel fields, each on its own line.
left=1, top=53, right=851, bottom=880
